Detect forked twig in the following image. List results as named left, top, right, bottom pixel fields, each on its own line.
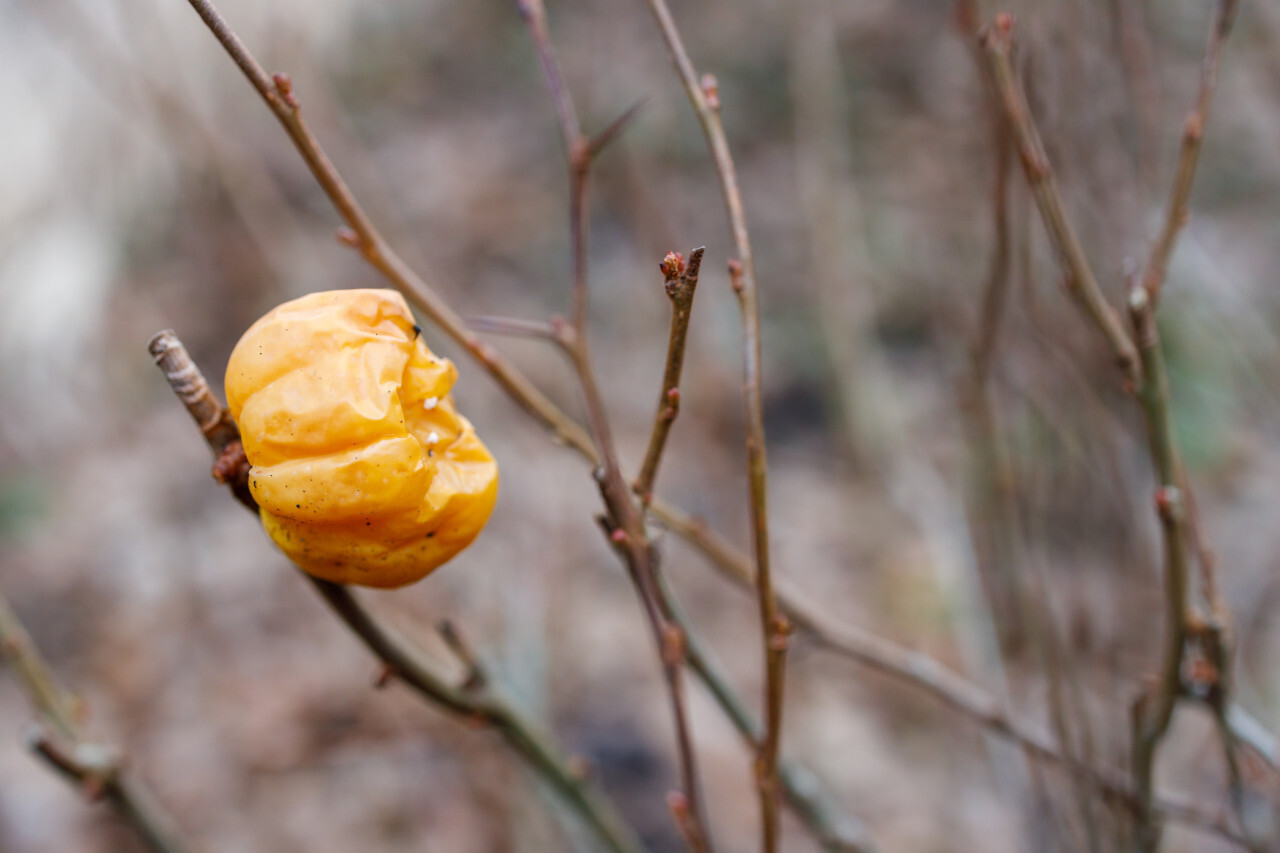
left=148, top=331, right=645, bottom=853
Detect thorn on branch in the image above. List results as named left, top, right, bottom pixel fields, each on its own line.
left=586, top=99, right=648, bottom=160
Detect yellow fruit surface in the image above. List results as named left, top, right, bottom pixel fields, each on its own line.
left=225, top=289, right=498, bottom=588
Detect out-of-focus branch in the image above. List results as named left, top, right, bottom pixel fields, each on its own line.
left=0, top=591, right=190, bottom=853
left=977, top=11, right=1256, bottom=849
left=651, top=504, right=1249, bottom=843
left=1140, top=0, right=1241, bottom=307
left=637, top=7, right=788, bottom=846
left=465, top=315, right=570, bottom=347
left=980, top=14, right=1141, bottom=387
left=148, top=331, right=646, bottom=853
left=1126, top=288, right=1193, bottom=850
left=635, top=247, right=704, bottom=505
left=959, top=12, right=1104, bottom=844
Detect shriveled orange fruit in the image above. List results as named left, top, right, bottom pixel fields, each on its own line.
left=225, top=289, right=498, bottom=588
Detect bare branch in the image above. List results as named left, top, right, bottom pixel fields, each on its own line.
left=166, top=3, right=1262, bottom=846
left=178, top=0, right=596, bottom=459
left=979, top=15, right=1141, bottom=387
left=465, top=314, right=571, bottom=348
left=1127, top=288, right=1192, bottom=851
left=638, top=5, right=788, bottom=845
left=1141, top=0, right=1241, bottom=306
left=977, top=13, right=1255, bottom=847
left=0, top=593, right=190, bottom=853
left=511, top=4, right=717, bottom=848
left=650, top=502, right=1245, bottom=843
left=657, top=573, right=876, bottom=853
left=635, top=247, right=704, bottom=504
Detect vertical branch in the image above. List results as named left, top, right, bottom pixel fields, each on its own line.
left=960, top=4, right=1026, bottom=650
left=788, top=0, right=878, bottom=474
left=1140, top=0, right=1241, bottom=306
left=656, top=573, right=875, bottom=853
left=640, top=5, right=788, bottom=848
left=980, top=15, right=1141, bottom=386
left=0, top=592, right=191, bottom=853
left=512, top=4, right=715, bottom=849
left=1127, top=287, right=1191, bottom=851
left=978, top=10, right=1250, bottom=848
left=635, top=247, right=704, bottom=504
left=961, top=13, right=1103, bottom=845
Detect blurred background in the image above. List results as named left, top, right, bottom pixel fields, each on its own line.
left=3, top=0, right=1280, bottom=850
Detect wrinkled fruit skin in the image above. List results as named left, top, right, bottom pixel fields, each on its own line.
left=225, top=289, right=498, bottom=588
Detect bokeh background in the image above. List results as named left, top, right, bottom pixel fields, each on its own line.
left=3, top=0, right=1280, bottom=850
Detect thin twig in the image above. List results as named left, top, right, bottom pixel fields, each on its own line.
left=180, top=0, right=596, bottom=459
left=635, top=247, right=704, bottom=504
left=149, top=330, right=646, bottom=853
left=0, top=591, right=190, bottom=853
left=465, top=314, right=571, bottom=347
left=1140, top=0, right=1241, bottom=307
left=512, top=3, right=715, bottom=849
left=638, top=6, right=788, bottom=846
left=961, top=15, right=1102, bottom=845
left=656, top=572, right=876, bottom=853
left=980, top=15, right=1141, bottom=387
